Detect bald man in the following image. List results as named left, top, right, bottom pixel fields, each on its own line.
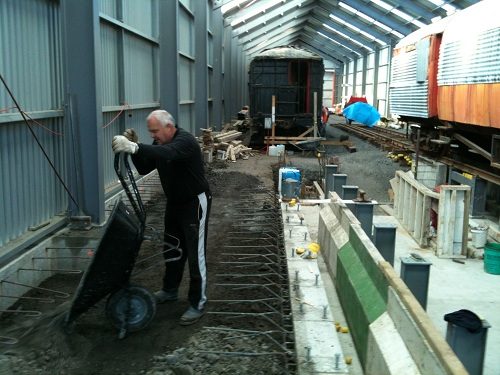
left=112, top=110, right=211, bottom=325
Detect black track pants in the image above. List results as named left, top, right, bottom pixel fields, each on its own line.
left=162, top=191, right=211, bottom=310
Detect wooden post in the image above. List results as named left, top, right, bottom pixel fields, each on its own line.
left=313, top=92, right=318, bottom=138
left=271, top=95, right=276, bottom=145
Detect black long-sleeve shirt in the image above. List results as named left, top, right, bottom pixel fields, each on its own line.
left=131, top=127, right=209, bottom=205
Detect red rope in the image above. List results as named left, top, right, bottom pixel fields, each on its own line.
left=102, top=103, right=130, bottom=129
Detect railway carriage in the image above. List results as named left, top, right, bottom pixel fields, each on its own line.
left=389, top=0, right=500, bottom=169
left=248, top=46, right=324, bottom=142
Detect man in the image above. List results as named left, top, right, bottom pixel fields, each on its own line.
left=112, top=110, right=211, bottom=325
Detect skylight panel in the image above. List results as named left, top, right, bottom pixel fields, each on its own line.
left=425, top=0, right=457, bottom=15
left=391, top=8, right=413, bottom=22
left=371, top=0, right=393, bottom=12
left=230, top=0, right=282, bottom=27
left=317, top=31, right=362, bottom=56
left=323, top=23, right=373, bottom=51
left=329, top=14, right=386, bottom=46
left=221, top=0, right=247, bottom=15
left=338, top=2, right=357, bottom=13
left=411, top=19, right=427, bottom=28
left=373, top=20, right=391, bottom=32
left=391, top=30, right=404, bottom=38
left=426, top=0, right=444, bottom=5
left=442, top=4, right=457, bottom=15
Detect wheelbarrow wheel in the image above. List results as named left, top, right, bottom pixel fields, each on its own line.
left=106, top=285, right=156, bottom=333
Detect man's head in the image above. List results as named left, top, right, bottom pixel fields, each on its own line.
left=146, top=110, right=177, bottom=144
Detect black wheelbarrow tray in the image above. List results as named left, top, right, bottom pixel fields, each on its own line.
left=64, top=154, right=157, bottom=339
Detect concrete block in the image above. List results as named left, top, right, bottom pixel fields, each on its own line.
left=295, top=320, right=347, bottom=373
left=387, top=287, right=447, bottom=375
left=366, top=312, right=421, bottom=375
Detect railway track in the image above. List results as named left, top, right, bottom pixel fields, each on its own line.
left=332, top=122, right=500, bottom=186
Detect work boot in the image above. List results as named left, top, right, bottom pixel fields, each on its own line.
left=179, top=306, right=204, bottom=325
left=154, top=289, right=178, bottom=304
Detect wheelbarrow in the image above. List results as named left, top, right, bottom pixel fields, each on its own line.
left=64, top=153, right=180, bottom=339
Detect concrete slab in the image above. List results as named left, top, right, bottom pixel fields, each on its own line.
left=287, top=204, right=364, bottom=375
left=283, top=203, right=355, bottom=374
left=373, top=214, right=500, bottom=375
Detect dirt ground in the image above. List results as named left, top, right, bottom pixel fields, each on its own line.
left=0, top=124, right=405, bottom=374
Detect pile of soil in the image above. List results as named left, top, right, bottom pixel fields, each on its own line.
left=0, top=162, right=289, bottom=375
left=0, top=128, right=401, bottom=374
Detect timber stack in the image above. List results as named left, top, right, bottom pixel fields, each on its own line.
left=199, top=128, right=254, bottom=163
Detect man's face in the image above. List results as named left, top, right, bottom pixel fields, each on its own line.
left=147, top=117, right=175, bottom=145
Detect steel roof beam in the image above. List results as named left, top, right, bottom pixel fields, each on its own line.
left=341, top=0, right=416, bottom=35
left=295, top=43, right=344, bottom=69
left=245, top=28, right=302, bottom=55
left=223, top=0, right=287, bottom=27
left=303, top=24, right=365, bottom=56
left=242, top=24, right=303, bottom=51
left=310, top=9, right=382, bottom=48
left=308, top=14, right=379, bottom=51
left=299, top=32, right=358, bottom=60
left=236, top=6, right=312, bottom=45
left=295, top=39, right=347, bottom=67
left=231, top=0, right=315, bottom=36
left=316, top=0, right=394, bottom=44
left=384, top=0, right=442, bottom=22
left=238, top=17, right=309, bottom=50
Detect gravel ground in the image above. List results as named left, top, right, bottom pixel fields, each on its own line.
left=281, top=118, right=408, bottom=205
left=0, top=120, right=405, bottom=374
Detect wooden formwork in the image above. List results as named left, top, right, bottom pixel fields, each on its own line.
left=436, top=186, right=471, bottom=258
left=394, top=171, right=439, bottom=247
left=393, top=171, right=471, bottom=257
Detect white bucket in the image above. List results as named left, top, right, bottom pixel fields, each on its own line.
left=217, top=150, right=226, bottom=160
left=269, top=144, right=285, bottom=156
left=471, top=227, right=488, bottom=248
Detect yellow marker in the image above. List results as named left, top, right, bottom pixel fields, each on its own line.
left=345, top=356, right=353, bottom=365
left=341, top=327, right=349, bottom=333
left=307, top=242, right=320, bottom=253
left=295, top=247, right=305, bottom=255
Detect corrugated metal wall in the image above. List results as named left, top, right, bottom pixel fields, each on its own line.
left=0, top=0, right=245, bottom=248
left=0, top=0, right=66, bottom=247
left=99, top=0, right=160, bottom=188
left=389, top=46, right=429, bottom=118
left=438, top=27, right=500, bottom=86
left=179, top=1, right=195, bottom=133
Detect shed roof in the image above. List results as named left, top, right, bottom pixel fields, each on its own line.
left=213, top=0, right=481, bottom=63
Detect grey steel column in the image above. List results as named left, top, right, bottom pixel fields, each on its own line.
left=342, top=185, right=359, bottom=200
left=361, top=54, right=367, bottom=99
left=223, top=27, right=232, bottom=123
left=400, top=256, right=432, bottom=310
left=446, top=318, right=490, bottom=375
left=373, top=48, right=380, bottom=111
left=194, top=0, right=208, bottom=134
left=352, top=59, right=358, bottom=95
left=159, top=0, right=179, bottom=120
left=324, top=164, right=338, bottom=194
left=62, top=0, right=104, bottom=223
left=332, top=174, right=347, bottom=196
left=352, top=202, right=375, bottom=239
left=373, top=223, right=397, bottom=266
left=231, top=36, right=238, bottom=117
left=212, top=9, right=223, bottom=130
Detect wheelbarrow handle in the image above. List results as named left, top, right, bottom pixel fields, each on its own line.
left=114, top=153, right=146, bottom=224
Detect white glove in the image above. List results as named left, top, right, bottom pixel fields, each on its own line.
left=112, top=135, right=138, bottom=154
